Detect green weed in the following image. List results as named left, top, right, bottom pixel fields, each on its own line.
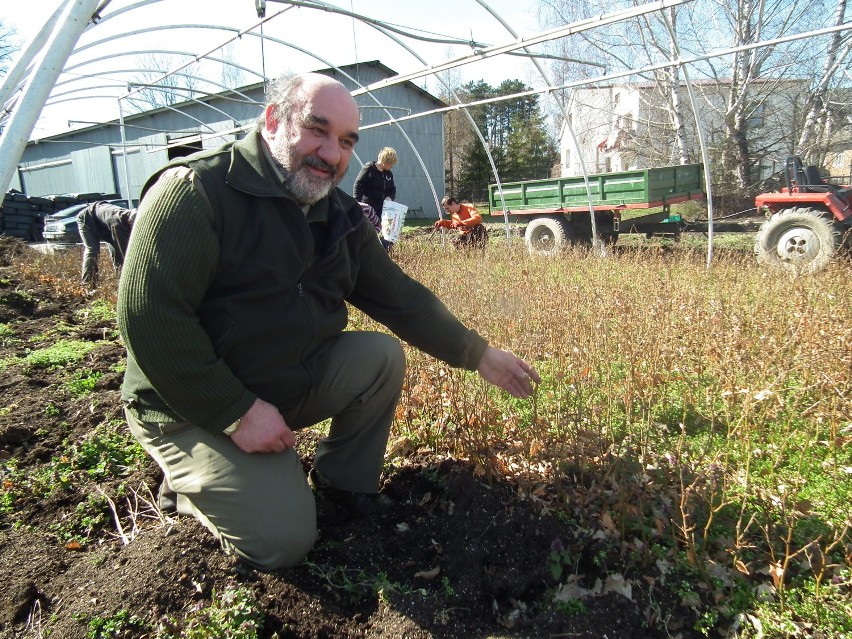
left=74, top=609, right=147, bottom=639
left=554, top=598, right=587, bottom=616
left=66, top=368, right=104, bottom=397
left=305, top=562, right=415, bottom=601
left=0, top=356, right=20, bottom=371
left=49, top=493, right=112, bottom=545
left=0, top=322, right=15, bottom=339
left=1, top=424, right=145, bottom=516
left=159, top=585, right=264, bottom=639
left=23, top=339, right=101, bottom=370
left=75, top=299, right=115, bottom=324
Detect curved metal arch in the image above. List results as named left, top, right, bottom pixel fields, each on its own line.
left=67, top=3, right=445, bottom=199
left=43, top=72, right=251, bottom=135
left=87, top=28, right=444, bottom=214
left=52, top=68, right=257, bottom=108
left=69, top=0, right=296, bottom=97
left=0, top=0, right=102, bottom=196
left=349, top=0, right=691, bottom=96
left=660, top=10, right=716, bottom=269
left=0, top=1, right=66, bottom=111
left=61, top=50, right=266, bottom=85
left=472, top=0, right=603, bottom=251
left=268, top=0, right=494, bottom=49
left=288, top=0, right=504, bottom=236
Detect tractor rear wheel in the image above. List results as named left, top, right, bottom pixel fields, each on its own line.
left=754, top=207, right=841, bottom=274
left=524, top=216, right=569, bottom=256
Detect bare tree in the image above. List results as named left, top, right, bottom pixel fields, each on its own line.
left=0, top=20, right=18, bottom=78
left=128, top=53, right=203, bottom=113
left=795, top=0, right=851, bottom=165
left=539, top=1, right=695, bottom=167
left=0, top=20, right=19, bottom=135
left=219, top=44, right=246, bottom=90
left=687, top=0, right=846, bottom=191
left=540, top=0, right=850, bottom=194
left=436, top=63, right=469, bottom=196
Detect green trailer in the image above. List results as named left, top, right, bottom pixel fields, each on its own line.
left=488, top=164, right=714, bottom=255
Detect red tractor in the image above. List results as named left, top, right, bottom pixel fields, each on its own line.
left=754, top=156, right=852, bottom=274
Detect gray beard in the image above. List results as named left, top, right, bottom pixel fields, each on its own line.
left=281, top=165, right=336, bottom=205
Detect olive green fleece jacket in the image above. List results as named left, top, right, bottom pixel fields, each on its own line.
left=117, top=131, right=488, bottom=433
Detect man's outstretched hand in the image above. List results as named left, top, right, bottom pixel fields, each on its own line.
left=229, top=397, right=296, bottom=453
left=476, top=346, right=540, bottom=398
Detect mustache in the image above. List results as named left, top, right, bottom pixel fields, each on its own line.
left=303, top=155, right=336, bottom=179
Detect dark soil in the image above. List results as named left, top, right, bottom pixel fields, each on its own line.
left=0, top=238, right=702, bottom=639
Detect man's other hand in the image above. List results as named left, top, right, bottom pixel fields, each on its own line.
left=229, top=397, right=296, bottom=453
left=476, top=346, right=540, bottom=399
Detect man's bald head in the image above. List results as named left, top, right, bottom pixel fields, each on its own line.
left=261, top=73, right=361, bottom=205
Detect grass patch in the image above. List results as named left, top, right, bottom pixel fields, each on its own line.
left=23, top=339, right=101, bottom=370
left=1, top=422, right=147, bottom=518
left=66, top=368, right=104, bottom=397
left=160, top=585, right=265, bottom=639
left=75, top=298, right=116, bottom=324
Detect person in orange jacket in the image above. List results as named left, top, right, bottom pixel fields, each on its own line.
left=434, top=195, right=488, bottom=249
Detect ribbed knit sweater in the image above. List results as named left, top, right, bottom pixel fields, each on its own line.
left=117, top=132, right=487, bottom=433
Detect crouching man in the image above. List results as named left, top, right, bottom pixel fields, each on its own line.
left=117, top=72, right=539, bottom=571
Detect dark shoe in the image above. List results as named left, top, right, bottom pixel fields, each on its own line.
left=308, top=468, right=393, bottom=518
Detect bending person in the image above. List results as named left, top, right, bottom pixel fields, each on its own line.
left=77, top=201, right=136, bottom=287
left=434, top=195, right=488, bottom=249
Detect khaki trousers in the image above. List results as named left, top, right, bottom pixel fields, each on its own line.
left=125, top=331, right=405, bottom=570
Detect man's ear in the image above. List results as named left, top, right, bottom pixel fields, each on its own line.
left=264, top=104, right=280, bottom=134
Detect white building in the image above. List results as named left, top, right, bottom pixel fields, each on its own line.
left=557, top=78, right=850, bottom=181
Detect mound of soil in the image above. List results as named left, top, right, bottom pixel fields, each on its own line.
left=0, top=238, right=699, bottom=638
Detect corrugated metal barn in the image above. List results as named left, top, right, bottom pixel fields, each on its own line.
left=10, top=61, right=445, bottom=219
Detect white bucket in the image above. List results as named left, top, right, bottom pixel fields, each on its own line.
left=380, top=201, right=407, bottom=243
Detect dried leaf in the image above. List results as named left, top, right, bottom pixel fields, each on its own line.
left=600, top=511, right=617, bottom=533
left=769, top=561, right=784, bottom=589
left=794, top=500, right=813, bottom=515
left=554, top=582, right=593, bottom=601
left=603, top=574, right=633, bottom=601
left=414, top=566, right=441, bottom=580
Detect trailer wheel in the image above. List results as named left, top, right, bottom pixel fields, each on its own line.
left=754, top=207, right=841, bottom=274
left=524, top=216, right=570, bottom=256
